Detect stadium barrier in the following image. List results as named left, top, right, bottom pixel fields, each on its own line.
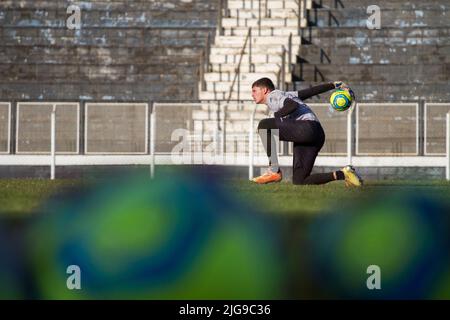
left=0, top=101, right=449, bottom=180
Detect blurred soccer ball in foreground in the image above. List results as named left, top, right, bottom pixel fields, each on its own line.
left=307, top=190, right=450, bottom=299
left=26, top=171, right=283, bottom=299
left=0, top=220, right=27, bottom=299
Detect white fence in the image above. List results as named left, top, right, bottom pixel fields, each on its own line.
left=0, top=101, right=449, bottom=180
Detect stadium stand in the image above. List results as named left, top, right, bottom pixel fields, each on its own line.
left=294, top=0, right=450, bottom=102
left=0, top=0, right=219, bottom=101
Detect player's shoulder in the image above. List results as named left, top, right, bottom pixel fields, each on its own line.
left=269, top=90, right=298, bottom=99
left=267, top=90, right=286, bottom=101
left=268, top=89, right=282, bottom=97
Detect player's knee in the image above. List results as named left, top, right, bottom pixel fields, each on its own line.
left=292, top=174, right=307, bottom=185
left=258, top=118, right=276, bottom=130
left=257, top=119, right=268, bottom=130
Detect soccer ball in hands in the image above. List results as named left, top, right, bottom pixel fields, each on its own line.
left=330, top=89, right=354, bottom=112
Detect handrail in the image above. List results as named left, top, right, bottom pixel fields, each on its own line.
left=227, top=27, right=253, bottom=103
left=298, top=0, right=312, bottom=30
left=288, top=33, right=292, bottom=73
left=258, top=0, right=262, bottom=35
left=218, top=0, right=229, bottom=36
left=257, top=0, right=270, bottom=35
left=199, top=33, right=211, bottom=92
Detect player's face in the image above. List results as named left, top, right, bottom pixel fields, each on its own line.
left=251, top=86, right=267, bottom=104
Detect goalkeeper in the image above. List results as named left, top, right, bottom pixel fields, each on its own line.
left=251, top=78, right=363, bottom=186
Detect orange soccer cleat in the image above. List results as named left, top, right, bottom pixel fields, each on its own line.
left=252, top=169, right=282, bottom=184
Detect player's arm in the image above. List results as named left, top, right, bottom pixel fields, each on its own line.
left=274, top=98, right=298, bottom=118
left=297, top=81, right=348, bottom=100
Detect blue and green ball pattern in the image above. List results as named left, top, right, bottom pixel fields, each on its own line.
left=330, top=89, right=353, bottom=112
left=25, top=173, right=284, bottom=299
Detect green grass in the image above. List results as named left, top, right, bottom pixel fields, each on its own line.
left=233, top=179, right=450, bottom=214
left=0, top=179, right=83, bottom=216
left=0, top=178, right=449, bottom=216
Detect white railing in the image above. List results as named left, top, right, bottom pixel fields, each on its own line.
left=0, top=101, right=449, bottom=181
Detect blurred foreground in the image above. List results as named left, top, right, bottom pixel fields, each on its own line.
left=0, top=168, right=449, bottom=299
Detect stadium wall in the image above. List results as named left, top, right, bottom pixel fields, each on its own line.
left=0, top=164, right=446, bottom=181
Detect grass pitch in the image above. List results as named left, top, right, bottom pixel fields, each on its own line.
left=0, top=178, right=449, bottom=216
left=235, top=179, right=450, bottom=214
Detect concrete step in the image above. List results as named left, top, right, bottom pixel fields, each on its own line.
left=200, top=91, right=239, bottom=100
left=210, top=46, right=297, bottom=60
left=200, top=90, right=262, bottom=101
left=193, top=110, right=265, bottom=122
left=209, top=52, right=286, bottom=64
left=193, top=120, right=254, bottom=134
left=300, top=27, right=450, bottom=47
left=227, top=8, right=299, bottom=19
left=197, top=102, right=265, bottom=112
left=306, top=8, right=450, bottom=28
left=0, top=46, right=203, bottom=65
left=294, top=63, right=450, bottom=83
left=194, top=120, right=252, bottom=136
left=214, top=35, right=301, bottom=47
left=227, top=0, right=299, bottom=10
left=0, top=0, right=219, bottom=11
left=204, top=72, right=278, bottom=82
left=208, top=62, right=288, bottom=73
left=222, top=17, right=299, bottom=28
left=222, top=26, right=299, bottom=37
left=312, top=0, right=450, bottom=10
left=205, top=77, right=292, bottom=93
left=0, top=28, right=212, bottom=48
left=298, top=44, right=450, bottom=64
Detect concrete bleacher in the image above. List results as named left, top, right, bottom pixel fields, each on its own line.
left=293, top=0, right=450, bottom=102
left=0, top=0, right=219, bottom=101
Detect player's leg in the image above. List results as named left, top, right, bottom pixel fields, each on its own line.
left=292, top=143, right=341, bottom=185
left=258, top=118, right=280, bottom=173
left=252, top=118, right=282, bottom=184
left=278, top=119, right=362, bottom=186
left=291, top=138, right=362, bottom=186
left=283, top=120, right=341, bottom=185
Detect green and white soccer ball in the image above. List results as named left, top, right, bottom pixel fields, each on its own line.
left=330, top=89, right=353, bottom=112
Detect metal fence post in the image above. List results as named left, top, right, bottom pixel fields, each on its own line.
left=446, top=113, right=450, bottom=180
left=50, top=104, right=56, bottom=180
left=281, top=46, right=286, bottom=91
left=249, top=112, right=254, bottom=180
left=150, top=105, right=156, bottom=179
left=347, top=105, right=353, bottom=165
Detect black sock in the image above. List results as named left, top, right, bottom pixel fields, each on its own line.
left=335, top=171, right=345, bottom=180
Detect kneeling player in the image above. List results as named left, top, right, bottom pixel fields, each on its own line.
left=250, top=78, right=363, bottom=186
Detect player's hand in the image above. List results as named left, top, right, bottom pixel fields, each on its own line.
left=335, top=81, right=356, bottom=102
left=334, top=81, right=350, bottom=90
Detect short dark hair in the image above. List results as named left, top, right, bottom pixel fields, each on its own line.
left=252, top=77, right=275, bottom=91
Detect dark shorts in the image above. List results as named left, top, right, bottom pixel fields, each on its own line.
left=275, top=118, right=325, bottom=147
